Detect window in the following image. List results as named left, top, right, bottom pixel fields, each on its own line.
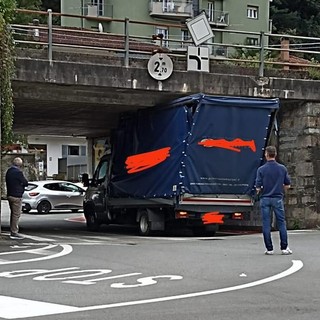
left=60, top=182, right=80, bottom=192
left=207, top=2, right=214, bottom=22
left=247, top=6, right=258, bottom=19
left=80, top=146, right=86, bottom=156
left=163, top=0, right=174, bottom=12
left=246, top=37, right=259, bottom=45
left=92, top=0, right=104, bottom=16
left=68, top=146, right=79, bottom=156
left=156, top=27, right=169, bottom=47
left=94, top=159, right=108, bottom=184
left=62, top=145, right=86, bottom=157
left=181, top=30, right=190, bottom=48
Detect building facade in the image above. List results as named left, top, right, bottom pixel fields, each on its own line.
left=27, top=135, right=88, bottom=181
left=61, top=0, right=272, bottom=56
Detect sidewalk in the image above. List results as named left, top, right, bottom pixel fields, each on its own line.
left=0, top=200, right=31, bottom=246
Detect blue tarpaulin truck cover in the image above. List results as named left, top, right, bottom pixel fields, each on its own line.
left=110, top=94, right=279, bottom=199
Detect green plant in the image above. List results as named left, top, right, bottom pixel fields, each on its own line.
left=292, top=217, right=301, bottom=230
left=307, top=67, right=320, bottom=80
left=0, top=0, right=16, bottom=147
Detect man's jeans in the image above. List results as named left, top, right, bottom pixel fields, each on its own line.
left=260, top=197, right=288, bottom=251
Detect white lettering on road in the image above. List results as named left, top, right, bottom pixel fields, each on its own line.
left=0, top=260, right=303, bottom=319
left=111, top=275, right=183, bottom=288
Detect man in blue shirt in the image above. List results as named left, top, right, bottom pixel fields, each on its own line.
left=255, top=146, right=292, bottom=255
left=5, top=157, right=28, bottom=240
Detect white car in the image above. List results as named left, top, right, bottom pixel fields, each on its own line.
left=22, top=180, right=86, bottom=214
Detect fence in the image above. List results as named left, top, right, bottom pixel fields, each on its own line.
left=11, top=9, right=320, bottom=78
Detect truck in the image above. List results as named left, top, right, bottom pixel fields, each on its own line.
left=82, top=94, right=279, bottom=235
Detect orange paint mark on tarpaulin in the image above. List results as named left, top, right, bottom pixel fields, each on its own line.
left=126, top=147, right=171, bottom=174
left=202, top=212, right=224, bottom=225
left=198, top=138, right=256, bottom=152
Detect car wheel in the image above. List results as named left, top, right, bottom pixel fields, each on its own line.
left=139, top=212, right=151, bottom=236
left=37, top=200, right=51, bottom=214
left=22, top=208, right=31, bottom=213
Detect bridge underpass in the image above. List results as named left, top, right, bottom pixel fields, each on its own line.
left=10, top=48, right=320, bottom=228
left=12, top=81, right=183, bottom=138
left=12, top=48, right=316, bottom=139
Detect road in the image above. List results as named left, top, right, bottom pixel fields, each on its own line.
left=0, top=201, right=319, bottom=320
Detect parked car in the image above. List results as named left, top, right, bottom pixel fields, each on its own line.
left=22, top=180, right=86, bottom=214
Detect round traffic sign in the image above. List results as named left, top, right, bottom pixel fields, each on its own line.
left=147, top=53, right=173, bottom=81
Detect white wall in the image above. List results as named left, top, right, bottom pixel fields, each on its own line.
left=28, top=135, right=87, bottom=177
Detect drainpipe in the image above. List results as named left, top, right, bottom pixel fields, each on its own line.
left=259, top=31, right=265, bottom=77
left=47, top=9, right=53, bottom=66
left=124, top=17, right=129, bottom=67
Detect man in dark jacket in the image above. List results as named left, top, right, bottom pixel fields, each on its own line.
left=5, top=157, right=28, bottom=240
left=255, top=146, right=292, bottom=255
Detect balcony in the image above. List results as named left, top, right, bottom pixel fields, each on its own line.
left=149, top=0, right=193, bottom=20
left=202, top=9, right=229, bottom=27
left=83, top=3, right=113, bottom=18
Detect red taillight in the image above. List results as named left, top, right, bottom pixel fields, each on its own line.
left=232, top=212, right=244, bottom=220
left=28, top=192, right=40, bottom=197
left=175, top=211, right=189, bottom=219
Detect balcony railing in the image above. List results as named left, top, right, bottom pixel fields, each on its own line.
left=201, top=9, right=229, bottom=26
left=149, top=0, right=193, bottom=19
left=83, top=3, right=113, bottom=18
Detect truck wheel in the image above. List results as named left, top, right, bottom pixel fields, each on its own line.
left=85, top=209, right=100, bottom=232
left=139, top=212, right=151, bottom=236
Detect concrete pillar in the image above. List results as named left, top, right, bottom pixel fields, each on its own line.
left=280, top=37, right=290, bottom=71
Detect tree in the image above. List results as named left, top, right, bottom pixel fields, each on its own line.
left=41, top=0, right=60, bottom=13
left=13, top=0, right=42, bottom=24
left=271, top=0, right=320, bottom=37
left=0, top=0, right=16, bottom=146
left=0, top=0, right=16, bottom=233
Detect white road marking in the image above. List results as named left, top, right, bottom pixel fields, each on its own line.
left=0, top=244, right=72, bottom=265
left=0, top=260, right=303, bottom=319
left=0, top=296, right=79, bottom=319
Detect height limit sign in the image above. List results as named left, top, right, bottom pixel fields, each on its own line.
left=148, top=53, right=173, bottom=81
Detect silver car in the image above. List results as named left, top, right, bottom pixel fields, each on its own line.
left=22, top=180, right=85, bottom=214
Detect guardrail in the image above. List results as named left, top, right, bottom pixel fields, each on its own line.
left=11, top=8, right=320, bottom=78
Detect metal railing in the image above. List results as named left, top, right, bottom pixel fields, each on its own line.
left=149, top=0, right=193, bottom=17
left=201, top=9, right=229, bottom=26
left=83, top=2, right=113, bottom=18
left=11, top=9, right=320, bottom=77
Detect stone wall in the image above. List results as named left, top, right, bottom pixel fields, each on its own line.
left=279, top=101, right=320, bottom=228
left=1, top=154, right=37, bottom=199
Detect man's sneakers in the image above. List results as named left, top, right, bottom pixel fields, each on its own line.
left=281, top=247, right=293, bottom=255
left=265, top=248, right=293, bottom=255
left=10, top=233, right=25, bottom=240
